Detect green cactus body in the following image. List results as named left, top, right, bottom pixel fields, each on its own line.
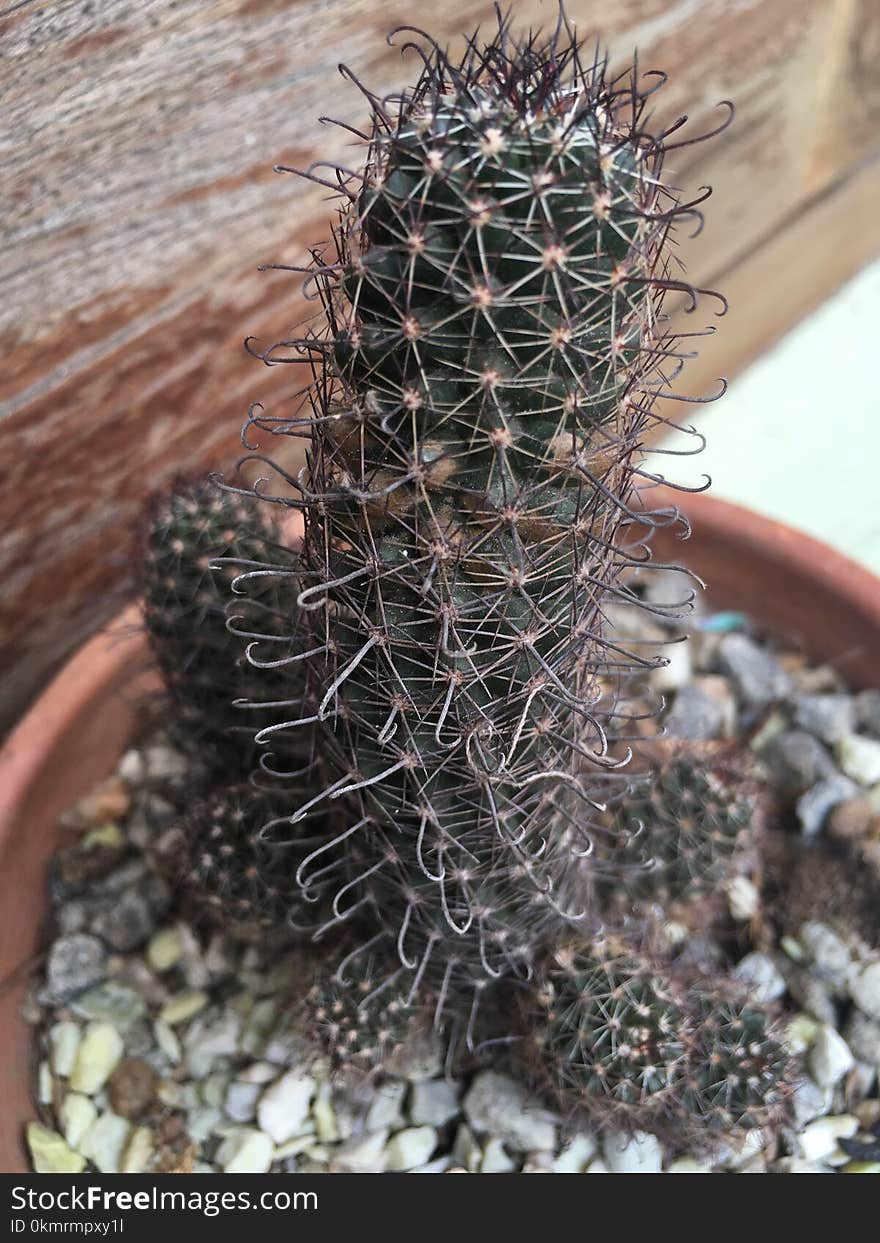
left=596, top=743, right=763, bottom=915
left=254, top=16, right=725, bottom=995
left=142, top=477, right=309, bottom=775
left=523, top=939, right=693, bottom=1123
left=179, top=785, right=329, bottom=940
left=686, top=996, right=791, bottom=1132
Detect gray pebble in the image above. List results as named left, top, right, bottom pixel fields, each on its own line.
left=44, top=934, right=107, bottom=1003
left=664, top=684, right=726, bottom=740
left=790, top=1078, right=832, bottom=1127
left=733, top=952, right=787, bottom=1003
left=409, top=1079, right=460, bottom=1128
left=808, top=1026, right=854, bottom=1089
left=793, top=695, right=855, bottom=744
left=717, top=634, right=793, bottom=707
left=854, top=689, right=880, bottom=739
left=849, top=963, right=880, bottom=1021
left=463, top=1071, right=556, bottom=1153
left=785, top=969, right=837, bottom=1026
left=843, top=1010, right=880, bottom=1075
left=798, top=922, right=851, bottom=985
left=796, top=775, right=859, bottom=837
left=91, top=888, right=159, bottom=953
left=761, top=731, right=836, bottom=799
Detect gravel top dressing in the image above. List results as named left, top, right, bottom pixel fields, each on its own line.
left=23, top=610, right=880, bottom=1174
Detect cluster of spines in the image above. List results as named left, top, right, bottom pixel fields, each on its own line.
left=594, top=742, right=763, bottom=918
left=140, top=477, right=304, bottom=775
left=517, top=937, right=791, bottom=1135
left=241, top=10, right=729, bottom=1001
left=302, top=952, right=431, bottom=1080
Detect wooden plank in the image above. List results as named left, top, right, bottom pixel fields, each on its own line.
left=1, top=0, right=878, bottom=729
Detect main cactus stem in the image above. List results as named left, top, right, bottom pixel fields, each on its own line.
left=262, top=18, right=726, bottom=1006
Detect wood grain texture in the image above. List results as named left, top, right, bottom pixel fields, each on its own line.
left=2, top=0, right=878, bottom=730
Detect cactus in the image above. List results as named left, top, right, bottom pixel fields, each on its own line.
left=302, top=949, right=433, bottom=1080
left=248, top=10, right=729, bottom=1002
left=175, top=785, right=331, bottom=940
left=594, top=742, right=764, bottom=917
left=685, top=992, right=791, bottom=1132
left=141, top=476, right=311, bottom=776
left=516, top=936, right=790, bottom=1135
left=519, top=937, right=693, bottom=1127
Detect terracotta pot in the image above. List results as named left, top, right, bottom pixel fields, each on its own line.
left=1, top=493, right=878, bottom=1173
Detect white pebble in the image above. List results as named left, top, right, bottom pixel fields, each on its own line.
left=224, top=1080, right=262, bottom=1123
left=463, top=1071, right=556, bottom=1152
left=797, top=1115, right=859, bottom=1163
left=59, top=1093, right=98, bottom=1149
left=727, top=875, right=760, bottom=921
left=668, top=1157, right=710, bottom=1173
left=50, top=1021, right=82, bottom=1077
left=333, top=1128, right=389, bottom=1173
left=481, top=1137, right=516, bottom=1173
left=146, top=927, right=184, bottom=973
left=808, top=1025, right=855, bottom=1088
left=69, top=1022, right=124, bottom=1095
left=409, top=1079, right=460, bottom=1127
left=26, top=1124, right=86, bottom=1175
left=733, top=952, right=787, bottom=1003
left=603, top=1130, right=663, bottom=1174
left=836, top=735, right=880, bottom=786
left=552, top=1133, right=597, bottom=1172
left=385, top=1126, right=438, bottom=1172
left=365, top=1080, right=407, bottom=1132
left=849, top=961, right=880, bottom=1020
left=121, top=1126, right=154, bottom=1174
left=257, top=1069, right=315, bottom=1144
left=217, top=1128, right=274, bottom=1174
left=79, top=1112, right=132, bottom=1174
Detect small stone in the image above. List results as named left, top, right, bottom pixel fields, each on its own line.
left=463, top=1071, right=556, bottom=1152
left=333, top=1129, right=389, bottom=1173
left=664, top=682, right=727, bottom=740
left=153, top=1019, right=182, bottom=1064
left=799, top=921, right=851, bottom=982
left=143, top=743, right=189, bottom=781
left=159, top=991, right=209, bottom=1026
left=257, top=1070, right=315, bottom=1144
left=784, top=1013, right=820, bottom=1056
left=147, top=927, right=184, bottom=973
left=761, top=731, right=835, bottom=799
left=796, top=775, right=859, bottom=837
left=845, top=1010, right=880, bottom=1064
left=808, top=1025, right=855, bottom=1088
left=92, top=886, right=164, bottom=953
left=121, top=1126, right=154, bottom=1174
left=385, top=1126, right=438, bottom=1172
left=842, top=1161, right=880, bottom=1173
left=451, top=1123, right=482, bottom=1173
left=72, top=775, right=132, bottom=827
left=849, top=962, right=880, bottom=1019
left=667, top=1157, right=710, bottom=1173
left=790, top=1078, right=832, bottom=1127
left=855, top=689, right=880, bottom=738
left=836, top=735, right=880, bottom=786
left=107, top=1058, right=157, bottom=1119
left=727, top=875, right=760, bottom=921
left=603, top=1129, right=663, bottom=1174
left=552, top=1133, right=597, bottom=1172
left=224, top=1080, right=262, bottom=1123
left=793, top=694, right=855, bottom=744
left=237, top=1061, right=283, bottom=1085
left=365, top=1081, right=407, bottom=1132
left=717, top=634, right=792, bottom=707
left=216, top=1128, right=274, bottom=1174
left=651, top=640, right=692, bottom=692
left=59, top=1093, right=98, bottom=1149
left=117, top=749, right=144, bottom=783
left=312, top=1082, right=339, bottom=1143
left=70, top=1022, right=124, bottom=1095
left=26, top=1123, right=87, bottom=1174
left=70, top=981, right=146, bottom=1029
left=409, top=1079, right=460, bottom=1127
left=481, top=1137, right=516, bottom=1173
left=79, top=1111, right=132, bottom=1174
left=585, top=1158, right=609, bottom=1173
left=185, top=1008, right=241, bottom=1077
left=45, top=934, right=107, bottom=1003
left=49, top=1021, right=82, bottom=1077
left=732, top=952, right=787, bottom=1003
left=828, top=795, right=876, bottom=844
left=797, top=1115, right=859, bottom=1162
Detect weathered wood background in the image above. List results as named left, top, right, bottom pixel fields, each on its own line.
left=2, top=0, right=879, bottom=732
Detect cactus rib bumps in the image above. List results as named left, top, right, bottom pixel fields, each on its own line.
left=248, top=12, right=730, bottom=1002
